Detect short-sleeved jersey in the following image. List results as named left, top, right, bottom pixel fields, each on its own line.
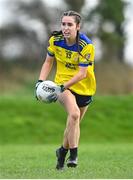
left=47, top=32, right=96, bottom=96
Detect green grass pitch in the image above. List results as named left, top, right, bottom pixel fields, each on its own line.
left=0, top=143, right=133, bottom=179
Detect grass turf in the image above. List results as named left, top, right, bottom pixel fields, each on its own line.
left=0, top=143, right=133, bottom=179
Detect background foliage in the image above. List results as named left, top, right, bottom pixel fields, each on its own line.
left=0, top=0, right=133, bottom=145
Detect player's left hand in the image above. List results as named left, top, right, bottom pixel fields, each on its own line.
left=46, top=85, right=65, bottom=103
left=54, top=85, right=66, bottom=93
left=46, top=93, right=58, bottom=102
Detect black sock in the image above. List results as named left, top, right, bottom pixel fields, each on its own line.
left=60, top=146, right=68, bottom=155
left=70, top=147, right=78, bottom=159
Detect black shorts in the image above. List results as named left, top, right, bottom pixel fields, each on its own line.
left=69, top=90, right=93, bottom=107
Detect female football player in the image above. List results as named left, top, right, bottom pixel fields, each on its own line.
left=36, top=10, right=96, bottom=170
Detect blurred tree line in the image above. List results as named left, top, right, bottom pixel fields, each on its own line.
left=0, top=0, right=127, bottom=66
left=1, top=0, right=133, bottom=94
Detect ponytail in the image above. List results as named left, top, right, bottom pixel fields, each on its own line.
left=51, top=30, right=62, bottom=36
left=76, top=31, right=84, bottom=58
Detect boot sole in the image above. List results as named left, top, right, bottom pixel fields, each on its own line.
left=67, top=162, right=77, bottom=168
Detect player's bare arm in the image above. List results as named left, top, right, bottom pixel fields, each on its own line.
left=39, top=54, right=54, bottom=80
left=64, top=66, right=88, bottom=89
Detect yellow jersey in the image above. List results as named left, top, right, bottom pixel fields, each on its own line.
left=47, top=33, right=96, bottom=96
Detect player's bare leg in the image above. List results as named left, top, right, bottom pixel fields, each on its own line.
left=56, top=90, right=80, bottom=168
left=76, top=106, right=89, bottom=145
left=66, top=105, right=89, bottom=167
left=59, top=90, right=80, bottom=147
left=61, top=105, right=89, bottom=149
left=62, top=104, right=89, bottom=167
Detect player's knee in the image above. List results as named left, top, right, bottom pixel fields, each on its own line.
left=69, top=109, right=80, bottom=123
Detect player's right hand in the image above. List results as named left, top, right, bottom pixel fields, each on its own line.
left=35, top=80, right=43, bottom=100
left=35, top=80, right=43, bottom=89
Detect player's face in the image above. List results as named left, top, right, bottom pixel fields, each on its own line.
left=61, top=16, right=80, bottom=41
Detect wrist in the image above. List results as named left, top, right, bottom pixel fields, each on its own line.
left=38, top=80, right=43, bottom=83
left=60, top=84, right=66, bottom=92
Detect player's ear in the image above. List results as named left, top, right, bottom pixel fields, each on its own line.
left=77, top=24, right=80, bottom=31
